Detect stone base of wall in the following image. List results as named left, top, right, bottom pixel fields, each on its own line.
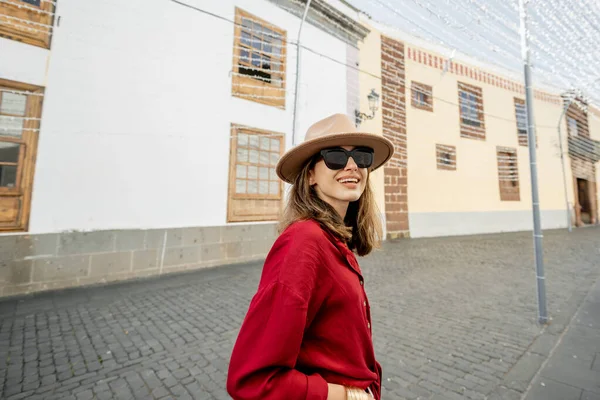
left=408, top=209, right=572, bottom=238
left=0, top=223, right=278, bottom=298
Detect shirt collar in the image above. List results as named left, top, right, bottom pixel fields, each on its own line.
left=321, top=224, right=363, bottom=277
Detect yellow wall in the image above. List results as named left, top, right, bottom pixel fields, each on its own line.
left=404, top=49, right=574, bottom=214
left=357, top=26, right=386, bottom=229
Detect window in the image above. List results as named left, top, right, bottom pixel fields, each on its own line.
left=567, top=117, right=578, bottom=137
left=0, top=79, right=43, bottom=231
left=232, top=8, right=287, bottom=109
left=497, top=147, right=520, bottom=201
left=411, top=82, right=433, bottom=111
left=436, top=144, right=456, bottom=171
left=458, top=82, right=485, bottom=140
left=514, top=98, right=528, bottom=146
left=0, top=0, right=56, bottom=48
left=566, top=102, right=589, bottom=139
left=228, top=124, right=284, bottom=222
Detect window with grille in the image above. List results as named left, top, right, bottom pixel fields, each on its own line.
left=0, top=79, right=43, bottom=231
left=411, top=82, right=433, bottom=111
left=514, top=98, right=528, bottom=146
left=566, top=102, right=589, bottom=138
left=436, top=144, right=456, bottom=171
left=228, top=125, right=284, bottom=222
left=0, top=0, right=55, bottom=48
left=497, top=147, right=520, bottom=201
left=567, top=117, right=578, bottom=137
left=458, top=82, right=485, bottom=140
left=231, top=8, right=287, bottom=109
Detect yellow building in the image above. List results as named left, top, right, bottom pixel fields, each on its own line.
left=358, top=20, right=599, bottom=238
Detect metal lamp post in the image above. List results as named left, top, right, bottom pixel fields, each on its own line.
left=355, top=89, right=380, bottom=127
left=519, top=0, right=548, bottom=324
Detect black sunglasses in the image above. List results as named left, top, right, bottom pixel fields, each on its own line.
left=319, top=147, right=374, bottom=170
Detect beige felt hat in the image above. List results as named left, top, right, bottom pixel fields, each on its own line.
left=276, top=113, right=395, bottom=184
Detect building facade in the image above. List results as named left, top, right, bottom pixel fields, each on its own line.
left=565, top=100, right=600, bottom=226
left=358, top=21, right=600, bottom=238
left=0, top=0, right=368, bottom=297
left=0, top=0, right=598, bottom=298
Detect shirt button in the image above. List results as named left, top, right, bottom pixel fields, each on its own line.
left=360, top=280, right=364, bottom=286
left=363, top=301, right=367, bottom=307
left=367, top=322, right=371, bottom=329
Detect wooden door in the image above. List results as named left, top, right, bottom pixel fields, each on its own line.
left=577, top=178, right=591, bottom=224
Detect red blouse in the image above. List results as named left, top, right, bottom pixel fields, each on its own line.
left=227, top=219, right=382, bottom=400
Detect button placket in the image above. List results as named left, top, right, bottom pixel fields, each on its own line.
left=341, top=247, right=371, bottom=332
left=361, top=285, right=372, bottom=332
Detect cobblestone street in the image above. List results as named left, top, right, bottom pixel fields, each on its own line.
left=1, top=226, right=599, bottom=400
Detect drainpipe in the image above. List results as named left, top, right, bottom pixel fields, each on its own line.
left=557, top=97, right=573, bottom=232
left=291, top=0, right=312, bottom=146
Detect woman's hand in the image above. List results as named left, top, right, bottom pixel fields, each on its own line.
left=327, top=383, right=347, bottom=400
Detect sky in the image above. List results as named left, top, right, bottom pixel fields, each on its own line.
left=348, top=0, right=600, bottom=106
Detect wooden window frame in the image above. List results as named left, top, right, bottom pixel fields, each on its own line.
left=0, top=0, right=56, bottom=49
left=436, top=144, right=456, bottom=171
left=514, top=98, right=537, bottom=148
left=496, top=146, right=520, bottom=202
left=566, top=102, right=589, bottom=138
left=458, top=82, right=485, bottom=140
left=411, top=81, right=433, bottom=112
left=0, top=78, right=43, bottom=231
left=514, top=98, right=529, bottom=147
left=227, top=124, right=284, bottom=222
left=231, top=8, right=287, bottom=109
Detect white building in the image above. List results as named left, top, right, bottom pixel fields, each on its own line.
left=0, top=0, right=369, bottom=297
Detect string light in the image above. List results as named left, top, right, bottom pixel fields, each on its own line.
left=0, top=116, right=41, bottom=121
left=0, top=17, right=51, bottom=35
left=281, top=0, right=367, bottom=44
left=451, top=0, right=596, bottom=93
left=355, top=0, right=599, bottom=182
left=356, top=0, right=600, bottom=108
left=0, top=14, right=53, bottom=30
left=0, top=88, right=44, bottom=97
left=1, top=0, right=597, bottom=181
left=0, top=0, right=55, bottom=16
left=365, top=0, right=528, bottom=78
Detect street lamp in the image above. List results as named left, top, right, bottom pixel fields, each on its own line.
left=355, top=89, right=380, bottom=127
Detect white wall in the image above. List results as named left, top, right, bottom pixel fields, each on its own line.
left=0, top=38, right=49, bottom=86
left=1, top=0, right=350, bottom=233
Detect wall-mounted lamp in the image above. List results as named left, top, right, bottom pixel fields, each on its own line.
left=355, top=89, right=380, bottom=127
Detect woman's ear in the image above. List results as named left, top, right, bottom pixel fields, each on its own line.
left=308, top=169, right=316, bottom=186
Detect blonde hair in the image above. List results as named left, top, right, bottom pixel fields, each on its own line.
left=279, top=155, right=383, bottom=256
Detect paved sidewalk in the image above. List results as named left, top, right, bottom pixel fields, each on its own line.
left=523, top=277, right=600, bottom=400
left=0, top=226, right=599, bottom=399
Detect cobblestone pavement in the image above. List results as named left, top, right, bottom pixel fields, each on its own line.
left=523, top=277, right=600, bottom=400
left=1, top=226, right=599, bottom=400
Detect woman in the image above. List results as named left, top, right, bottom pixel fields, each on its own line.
left=227, top=113, right=394, bottom=400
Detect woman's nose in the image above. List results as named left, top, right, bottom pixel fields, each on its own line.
left=345, top=157, right=358, bottom=170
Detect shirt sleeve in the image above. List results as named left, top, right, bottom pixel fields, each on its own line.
left=226, top=281, right=329, bottom=400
